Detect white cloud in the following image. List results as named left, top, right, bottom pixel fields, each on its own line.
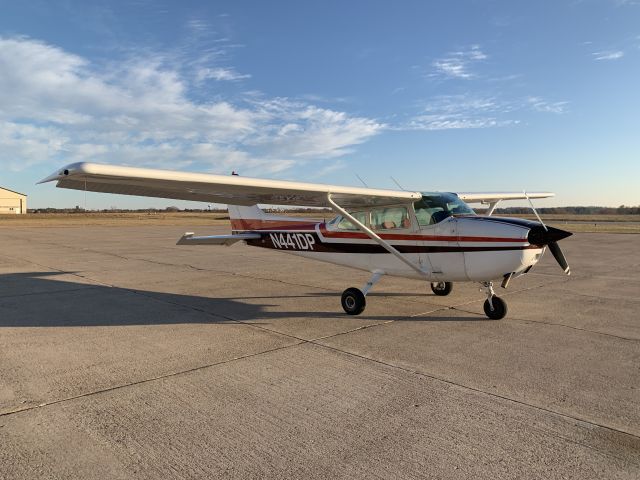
left=593, top=50, right=624, bottom=60
left=0, top=36, right=383, bottom=176
left=467, top=44, right=487, bottom=60
left=195, top=67, right=251, bottom=82
left=527, top=97, right=569, bottom=114
left=247, top=98, right=384, bottom=158
left=186, top=18, right=210, bottom=33
left=0, top=122, right=68, bottom=171
left=431, top=45, right=487, bottom=79
left=405, top=94, right=567, bottom=131
left=405, top=95, right=516, bottom=131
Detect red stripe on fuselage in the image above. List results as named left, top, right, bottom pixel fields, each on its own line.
left=232, top=219, right=527, bottom=243
left=318, top=226, right=526, bottom=243
left=320, top=230, right=525, bottom=243
left=230, top=219, right=318, bottom=231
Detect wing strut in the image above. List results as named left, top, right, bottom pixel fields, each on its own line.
left=326, top=194, right=428, bottom=277
left=484, top=200, right=501, bottom=216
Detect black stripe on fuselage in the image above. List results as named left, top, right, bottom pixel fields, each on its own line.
left=246, top=232, right=536, bottom=254
left=464, top=216, right=540, bottom=229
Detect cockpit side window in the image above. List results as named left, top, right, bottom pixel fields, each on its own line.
left=371, top=206, right=410, bottom=230
left=414, top=193, right=475, bottom=225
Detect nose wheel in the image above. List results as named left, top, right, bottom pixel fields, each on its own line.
left=483, top=296, right=507, bottom=319
left=481, top=282, right=508, bottom=320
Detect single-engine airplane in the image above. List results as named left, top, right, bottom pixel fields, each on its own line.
left=40, top=162, right=572, bottom=319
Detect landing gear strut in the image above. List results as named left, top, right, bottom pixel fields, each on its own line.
left=430, top=281, right=453, bottom=296
left=341, top=270, right=384, bottom=315
left=481, top=281, right=508, bottom=320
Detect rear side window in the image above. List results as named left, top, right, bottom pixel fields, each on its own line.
left=371, top=207, right=410, bottom=230
left=336, top=211, right=369, bottom=230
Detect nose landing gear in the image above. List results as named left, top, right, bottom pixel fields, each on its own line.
left=481, top=281, right=508, bottom=320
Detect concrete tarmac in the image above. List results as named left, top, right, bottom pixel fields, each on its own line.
left=0, top=225, right=638, bottom=479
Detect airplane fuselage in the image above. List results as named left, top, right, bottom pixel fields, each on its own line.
left=238, top=215, right=547, bottom=283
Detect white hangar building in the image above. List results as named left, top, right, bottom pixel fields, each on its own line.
left=0, top=187, right=27, bottom=214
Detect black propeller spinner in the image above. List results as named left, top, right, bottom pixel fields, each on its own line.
left=527, top=225, right=572, bottom=275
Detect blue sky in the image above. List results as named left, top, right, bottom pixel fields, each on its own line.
left=1, top=0, right=638, bottom=208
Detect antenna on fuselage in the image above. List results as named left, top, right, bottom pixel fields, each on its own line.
left=355, top=174, right=369, bottom=188
left=390, top=176, right=406, bottom=190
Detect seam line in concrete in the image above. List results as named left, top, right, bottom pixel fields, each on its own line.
left=0, top=286, right=99, bottom=300
left=0, top=342, right=303, bottom=419
left=2, top=235, right=339, bottom=295
left=452, top=305, right=640, bottom=342
left=310, top=341, right=640, bottom=443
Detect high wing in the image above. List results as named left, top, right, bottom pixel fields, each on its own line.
left=39, top=162, right=420, bottom=208
left=457, top=192, right=554, bottom=204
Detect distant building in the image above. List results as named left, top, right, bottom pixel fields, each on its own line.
left=0, top=187, right=27, bottom=214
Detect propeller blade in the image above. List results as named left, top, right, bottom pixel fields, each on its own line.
left=523, top=191, right=572, bottom=275
left=548, top=241, right=571, bottom=275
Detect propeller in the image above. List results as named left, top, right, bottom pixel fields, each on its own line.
left=548, top=241, right=570, bottom=275
left=524, top=191, right=572, bottom=275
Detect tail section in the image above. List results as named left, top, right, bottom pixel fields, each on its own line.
left=228, top=204, right=320, bottom=232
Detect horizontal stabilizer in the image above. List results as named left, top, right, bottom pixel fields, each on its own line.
left=177, top=232, right=261, bottom=246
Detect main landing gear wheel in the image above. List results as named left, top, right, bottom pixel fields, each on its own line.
left=341, top=287, right=366, bottom=315
left=483, top=296, right=508, bottom=320
left=430, top=281, right=453, bottom=296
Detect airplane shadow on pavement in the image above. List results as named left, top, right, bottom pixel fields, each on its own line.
left=0, top=272, right=485, bottom=327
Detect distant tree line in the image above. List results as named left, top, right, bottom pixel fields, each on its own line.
left=490, top=206, right=640, bottom=215
left=27, top=206, right=332, bottom=214
left=26, top=205, right=640, bottom=215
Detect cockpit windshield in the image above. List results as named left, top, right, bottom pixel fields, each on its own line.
left=414, top=193, right=475, bottom=226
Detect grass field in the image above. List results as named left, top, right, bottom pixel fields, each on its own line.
left=0, top=212, right=233, bottom=227
left=1, top=212, right=638, bottom=233
left=494, top=214, right=640, bottom=233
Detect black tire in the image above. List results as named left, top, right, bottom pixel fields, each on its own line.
left=431, top=281, right=453, bottom=296
left=341, top=287, right=366, bottom=315
left=483, top=296, right=508, bottom=320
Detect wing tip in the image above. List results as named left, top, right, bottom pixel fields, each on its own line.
left=37, top=162, right=96, bottom=185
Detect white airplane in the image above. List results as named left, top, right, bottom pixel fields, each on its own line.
left=40, top=162, right=572, bottom=319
